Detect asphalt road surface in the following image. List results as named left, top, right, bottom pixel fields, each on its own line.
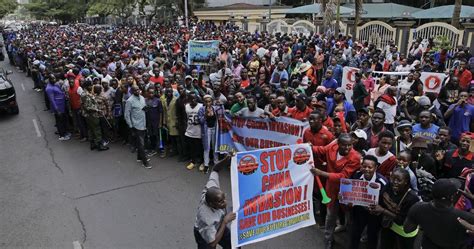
left=0, top=60, right=336, bottom=249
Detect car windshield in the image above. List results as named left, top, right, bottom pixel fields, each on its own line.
left=0, top=74, right=12, bottom=90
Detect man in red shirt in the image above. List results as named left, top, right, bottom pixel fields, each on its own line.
left=454, top=60, right=473, bottom=91
left=150, top=68, right=164, bottom=86
left=310, top=133, right=361, bottom=249
left=288, top=93, right=313, bottom=121
left=303, top=111, right=335, bottom=146
left=272, top=96, right=289, bottom=117
left=314, top=101, right=334, bottom=130
left=303, top=111, right=335, bottom=228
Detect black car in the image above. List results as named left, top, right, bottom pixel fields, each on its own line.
left=0, top=69, right=18, bottom=114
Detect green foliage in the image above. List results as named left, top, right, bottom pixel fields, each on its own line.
left=87, top=0, right=136, bottom=18
left=433, top=35, right=453, bottom=51
left=25, top=0, right=87, bottom=23
left=24, top=0, right=181, bottom=23
left=87, top=1, right=115, bottom=17
left=0, top=0, right=18, bottom=19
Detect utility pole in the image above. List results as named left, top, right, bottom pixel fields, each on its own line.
left=268, top=0, right=272, bottom=21
left=185, top=0, right=189, bottom=28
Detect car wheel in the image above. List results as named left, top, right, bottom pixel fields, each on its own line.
left=10, top=106, right=19, bottom=115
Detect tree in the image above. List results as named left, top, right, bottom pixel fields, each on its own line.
left=144, top=0, right=178, bottom=24
left=322, top=0, right=336, bottom=34
left=451, top=0, right=462, bottom=28
left=87, top=0, right=115, bottom=18
left=112, top=0, right=136, bottom=19
left=353, top=0, right=362, bottom=38
left=25, top=0, right=88, bottom=23
left=320, top=0, right=327, bottom=14
left=87, top=0, right=135, bottom=22
left=0, top=0, right=18, bottom=19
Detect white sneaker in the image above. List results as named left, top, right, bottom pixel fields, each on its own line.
left=334, top=225, right=346, bottom=233
left=199, top=164, right=205, bottom=171
left=59, top=136, right=70, bottom=141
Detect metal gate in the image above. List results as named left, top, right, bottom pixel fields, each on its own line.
left=408, top=22, right=464, bottom=67
left=409, top=22, right=464, bottom=50
left=356, top=21, right=397, bottom=49
left=267, top=20, right=290, bottom=35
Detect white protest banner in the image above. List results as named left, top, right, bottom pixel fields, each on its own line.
left=342, top=67, right=447, bottom=103
left=230, top=144, right=315, bottom=248
left=341, top=66, right=358, bottom=102
left=420, top=72, right=446, bottom=94
left=339, top=178, right=381, bottom=207
left=216, top=114, right=309, bottom=153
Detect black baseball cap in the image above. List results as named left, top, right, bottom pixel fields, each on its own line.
left=432, top=178, right=461, bottom=200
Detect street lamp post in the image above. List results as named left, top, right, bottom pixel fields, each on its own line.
left=268, top=0, right=272, bottom=21
left=184, top=0, right=189, bottom=28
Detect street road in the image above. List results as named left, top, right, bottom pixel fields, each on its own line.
left=0, top=60, right=331, bottom=249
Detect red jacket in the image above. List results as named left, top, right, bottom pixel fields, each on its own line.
left=455, top=69, right=473, bottom=90
left=313, top=142, right=361, bottom=208
left=68, top=80, right=81, bottom=110
left=303, top=126, right=335, bottom=146
left=288, top=106, right=313, bottom=121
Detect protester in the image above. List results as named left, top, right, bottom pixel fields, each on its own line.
left=125, top=85, right=149, bottom=168
left=349, top=155, right=387, bottom=249
left=193, top=155, right=235, bottom=249
left=45, top=74, right=70, bottom=141
left=311, top=133, right=361, bottom=249
left=404, top=178, right=474, bottom=249
left=365, top=131, right=397, bottom=178
left=445, top=91, right=474, bottom=143
left=369, top=168, right=420, bottom=249
left=4, top=20, right=474, bottom=248
left=185, top=94, right=204, bottom=171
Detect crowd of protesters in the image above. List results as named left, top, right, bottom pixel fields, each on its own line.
left=2, top=19, right=474, bottom=249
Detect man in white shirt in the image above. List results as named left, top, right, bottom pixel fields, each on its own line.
left=235, top=95, right=265, bottom=118
left=185, top=94, right=204, bottom=170
left=395, top=59, right=411, bottom=72
left=376, top=86, right=398, bottom=132
left=364, top=130, right=397, bottom=178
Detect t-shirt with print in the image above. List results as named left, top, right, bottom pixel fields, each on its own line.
left=236, top=107, right=265, bottom=118
left=412, top=123, right=439, bottom=142
left=185, top=103, right=203, bottom=138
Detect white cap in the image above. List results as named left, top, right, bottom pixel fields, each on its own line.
left=299, top=76, right=309, bottom=89
left=352, top=129, right=367, bottom=140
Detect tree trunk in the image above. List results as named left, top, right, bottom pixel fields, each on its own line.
left=451, top=0, right=462, bottom=28
left=353, top=0, right=361, bottom=39
left=321, top=0, right=326, bottom=14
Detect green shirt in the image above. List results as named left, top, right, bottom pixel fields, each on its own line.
left=230, top=101, right=247, bottom=114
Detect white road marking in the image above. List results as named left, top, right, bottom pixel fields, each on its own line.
left=32, top=119, right=41, bottom=137
left=73, top=241, right=82, bottom=249
left=21, top=83, right=25, bottom=91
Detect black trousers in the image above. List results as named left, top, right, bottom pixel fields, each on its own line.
left=350, top=209, right=381, bottom=249
left=379, top=227, right=415, bottom=249
left=186, top=136, right=203, bottom=164
left=54, top=113, right=68, bottom=137
left=313, top=192, right=327, bottom=226
left=193, top=227, right=231, bottom=249
left=132, top=128, right=147, bottom=163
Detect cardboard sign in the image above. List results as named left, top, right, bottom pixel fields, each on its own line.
left=339, top=178, right=381, bottom=207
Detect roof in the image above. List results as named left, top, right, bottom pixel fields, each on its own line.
left=285, top=3, right=353, bottom=15
left=412, top=5, right=474, bottom=19
left=342, top=3, right=422, bottom=19
left=196, top=3, right=289, bottom=11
